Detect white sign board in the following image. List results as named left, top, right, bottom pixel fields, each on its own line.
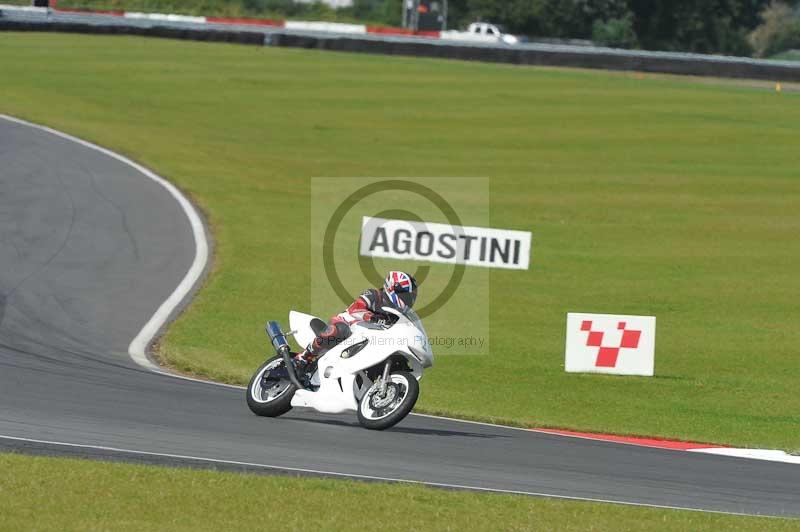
left=360, top=216, right=531, bottom=270
left=565, top=313, right=656, bottom=376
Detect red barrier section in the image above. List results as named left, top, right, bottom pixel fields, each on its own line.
left=366, top=26, right=413, bottom=35
left=532, top=428, right=724, bottom=450
left=207, top=17, right=283, bottom=27
left=366, top=26, right=441, bottom=38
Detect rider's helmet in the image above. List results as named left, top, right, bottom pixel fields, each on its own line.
left=382, top=271, right=418, bottom=311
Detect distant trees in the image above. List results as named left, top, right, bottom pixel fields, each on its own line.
left=350, top=0, right=398, bottom=24
left=748, top=1, right=800, bottom=56
left=446, top=0, right=772, bottom=54
left=593, top=13, right=638, bottom=49
left=626, top=0, right=768, bottom=55
left=416, top=0, right=788, bottom=55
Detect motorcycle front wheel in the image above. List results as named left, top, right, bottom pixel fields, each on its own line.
left=246, top=355, right=296, bottom=417
left=357, top=371, right=419, bottom=430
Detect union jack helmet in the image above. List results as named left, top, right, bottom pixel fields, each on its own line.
left=382, top=271, right=418, bottom=310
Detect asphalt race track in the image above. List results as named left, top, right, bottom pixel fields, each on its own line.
left=0, top=117, right=798, bottom=518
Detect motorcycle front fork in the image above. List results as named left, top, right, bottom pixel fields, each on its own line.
left=378, top=359, right=392, bottom=397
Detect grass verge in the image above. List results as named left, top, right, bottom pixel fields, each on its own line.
left=1, top=452, right=797, bottom=531
left=1, top=33, right=798, bottom=449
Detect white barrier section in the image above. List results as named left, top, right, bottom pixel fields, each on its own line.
left=0, top=4, right=49, bottom=13
left=565, top=312, right=656, bottom=376
left=439, top=32, right=498, bottom=44
left=284, top=21, right=366, bottom=34
left=360, top=216, right=531, bottom=270
left=124, top=12, right=207, bottom=24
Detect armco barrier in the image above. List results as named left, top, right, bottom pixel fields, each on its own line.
left=266, top=33, right=800, bottom=81
left=0, top=20, right=266, bottom=45
left=3, top=6, right=800, bottom=81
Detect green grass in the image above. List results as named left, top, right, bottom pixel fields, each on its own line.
left=1, top=33, right=799, bottom=450
left=772, top=50, right=800, bottom=62
left=1, top=452, right=797, bottom=531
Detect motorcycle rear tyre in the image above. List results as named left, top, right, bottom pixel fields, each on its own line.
left=246, top=356, right=296, bottom=417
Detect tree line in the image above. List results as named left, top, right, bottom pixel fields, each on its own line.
left=355, top=0, right=800, bottom=56
left=57, top=0, right=800, bottom=57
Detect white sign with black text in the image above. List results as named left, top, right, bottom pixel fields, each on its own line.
left=360, top=216, right=531, bottom=270
left=565, top=312, right=656, bottom=376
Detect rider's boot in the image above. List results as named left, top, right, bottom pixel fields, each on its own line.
left=292, top=349, right=317, bottom=377
left=293, top=349, right=314, bottom=364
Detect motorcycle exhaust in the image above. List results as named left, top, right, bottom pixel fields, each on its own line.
left=266, top=321, right=290, bottom=353
left=265, top=321, right=304, bottom=390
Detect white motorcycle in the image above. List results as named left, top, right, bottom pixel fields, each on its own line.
left=246, top=307, right=434, bottom=430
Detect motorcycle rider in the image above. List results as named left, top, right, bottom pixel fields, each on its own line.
left=293, top=271, right=418, bottom=368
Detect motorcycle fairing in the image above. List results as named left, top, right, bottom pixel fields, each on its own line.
left=286, top=308, right=433, bottom=414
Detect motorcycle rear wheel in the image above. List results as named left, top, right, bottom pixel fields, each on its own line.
left=246, top=355, right=296, bottom=417
left=357, top=371, right=419, bottom=430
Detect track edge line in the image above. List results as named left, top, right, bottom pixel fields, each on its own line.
left=0, top=114, right=209, bottom=374
left=0, top=434, right=789, bottom=520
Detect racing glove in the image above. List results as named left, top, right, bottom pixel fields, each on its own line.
left=368, top=312, right=392, bottom=328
